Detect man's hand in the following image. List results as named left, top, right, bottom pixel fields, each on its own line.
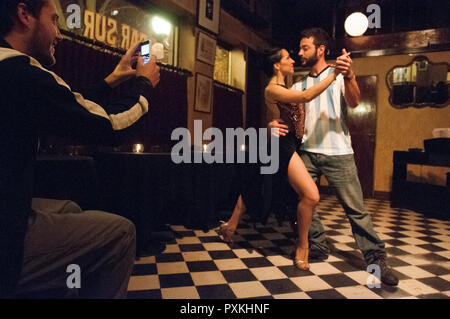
left=136, top=55, right=160, bottom=88
left=268, top=119, right=289, bottom=137
left=339, top=48, right=360, bottom=107
left=105, top=42, right=141, bottom=88
left=335, top=49, right=354, bottom=79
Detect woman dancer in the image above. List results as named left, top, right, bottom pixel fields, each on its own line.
left=219, top=48, right=345, bottom=270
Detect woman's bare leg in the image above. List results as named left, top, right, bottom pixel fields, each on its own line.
left=227, top=195, right=246, bottom=230
left=287, top=152, right=320, bottom=269
left=219, top=195, right=247, bottom=242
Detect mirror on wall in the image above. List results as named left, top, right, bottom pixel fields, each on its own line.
left=386, top=56, right=449, bottom=108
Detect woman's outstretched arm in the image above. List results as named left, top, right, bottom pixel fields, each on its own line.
left=265, top=71, right=337, bottom=104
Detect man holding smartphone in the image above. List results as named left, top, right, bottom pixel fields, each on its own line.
left=0, top=0, right=160, bottom=298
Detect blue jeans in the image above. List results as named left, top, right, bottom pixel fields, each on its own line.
left=300, top=151, right=386, bottom=261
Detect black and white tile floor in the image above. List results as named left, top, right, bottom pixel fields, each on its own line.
left=127, top=195, right=450, bottom=299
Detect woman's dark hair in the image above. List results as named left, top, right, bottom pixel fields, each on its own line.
left=259, top=47, right=283, bottom=77
left=0, top=0, right=45, bottom=38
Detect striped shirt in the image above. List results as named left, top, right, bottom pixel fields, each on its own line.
left=292, top=66, right=354, bottom=155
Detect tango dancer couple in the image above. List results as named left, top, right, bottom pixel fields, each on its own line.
left=218, top=28, right=398, bottom=286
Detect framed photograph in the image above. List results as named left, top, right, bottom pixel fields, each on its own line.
left=194, top=73, right=213, bottom=113
left=196, top=31, right=217, bottom=65
left=198, top=0, right=221, bottom=34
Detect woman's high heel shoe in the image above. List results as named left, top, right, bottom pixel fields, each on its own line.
left=294, top=249, right=310, bottom=271
left=218, top=221, right=235, bottom=243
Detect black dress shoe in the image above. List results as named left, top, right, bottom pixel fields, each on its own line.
left=367, top=257, right=399, bottom=286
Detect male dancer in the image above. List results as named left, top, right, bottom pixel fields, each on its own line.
left=272, top=28, right=398, bottom=286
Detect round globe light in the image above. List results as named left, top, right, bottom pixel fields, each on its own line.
left=344, top=12, right=369, bottom=37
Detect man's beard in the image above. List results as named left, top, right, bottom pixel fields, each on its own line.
left=30, top=26, right=56, bottom=67
left=301, top=49, right=319, bottom=68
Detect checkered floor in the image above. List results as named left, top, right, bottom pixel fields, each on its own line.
left=126, top=195, right=450, bottom=299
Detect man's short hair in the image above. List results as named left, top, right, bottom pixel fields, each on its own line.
left=0, top=0, right=46, bottom=38
left=300, top=28, right=331, bottom=53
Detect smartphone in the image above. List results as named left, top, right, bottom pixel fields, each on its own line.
left=140, top=40, right=151, bottom=64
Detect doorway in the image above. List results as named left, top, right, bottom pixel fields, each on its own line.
left=346, top=75, right=378, bottom=198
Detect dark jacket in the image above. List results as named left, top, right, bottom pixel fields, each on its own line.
left=0, top=38, right=152, bottom=297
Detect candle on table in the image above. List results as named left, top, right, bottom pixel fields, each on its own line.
left=133, top=144, right=144, bottom=153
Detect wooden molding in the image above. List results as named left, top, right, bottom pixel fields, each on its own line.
left=373, top=191, right=391, bottom=201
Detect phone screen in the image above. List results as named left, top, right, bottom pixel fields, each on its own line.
left=140, top=41, right=150, bottom=64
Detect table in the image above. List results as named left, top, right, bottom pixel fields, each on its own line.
left=34, top=155, right=99, bottom=210
left=391, top=151, right=450, bottom=218
left=94, top=151, right=248, bottom=254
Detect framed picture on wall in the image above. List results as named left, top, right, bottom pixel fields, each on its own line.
left=198, top=0, right=221, bottom=34
left=196, top=31, right=217, bottom=65
left=194, top=73, right=213, bottom=113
